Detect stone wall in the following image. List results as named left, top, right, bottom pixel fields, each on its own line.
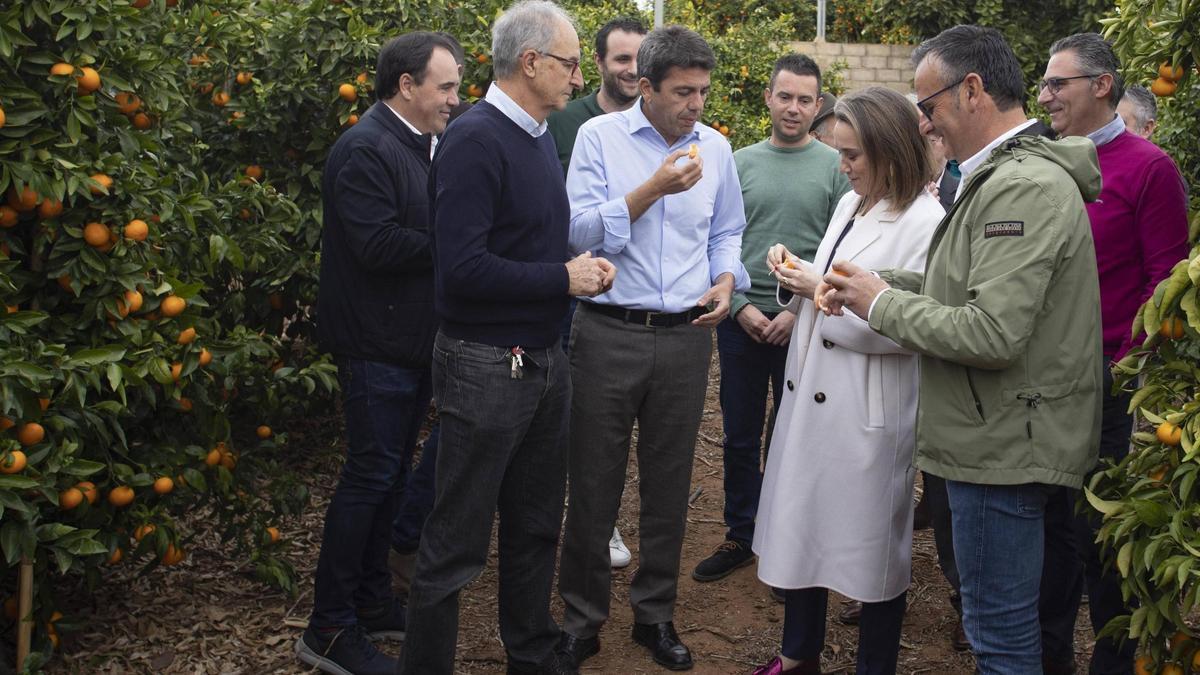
left=790, top=40, right=915, bottom=94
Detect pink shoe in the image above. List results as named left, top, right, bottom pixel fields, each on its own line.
left=750, top=656, right=821, bottom=675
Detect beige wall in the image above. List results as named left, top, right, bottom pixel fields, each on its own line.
left=790, top=40, right=916, bottom=94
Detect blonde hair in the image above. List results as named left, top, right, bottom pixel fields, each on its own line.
left=834, top=87, right=932, bottom=212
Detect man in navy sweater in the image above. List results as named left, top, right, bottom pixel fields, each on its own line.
left=399, top=2, right=615, bottom=674
left=298, top=32, right=462, bottom=675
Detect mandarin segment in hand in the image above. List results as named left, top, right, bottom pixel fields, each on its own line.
left=688, top=143, right=699, bottom=160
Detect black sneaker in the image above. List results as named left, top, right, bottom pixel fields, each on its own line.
left=691, top=540, right=755, bottom=582
left=357, top=597, right=406, bottom=641
left=295, top=624, right=398, bottom=675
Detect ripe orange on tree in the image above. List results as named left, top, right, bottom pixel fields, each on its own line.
left=131, top=112, right=152, bottom=130
left=205, top=447, right=222, bottom=466
left=59, top=487, right=84, bottom=510
left=123, top=289, right=143, bottom=313
left=0, top=205, right=17, bottom=227
left=0, top=450, right=27, bottom=474
left=1161, top=316, right=1186, bottom=339
left=0, top=417, right=13, bottom=431
left=256, top=425, right=272, bottom=439
left=37, top=199, right=63, bottom=219
left=212, top=90, right=231, bottom=107
left=1159, top=62, right=1185, bottom=81
left=1158, top=421, right=1183, bottom=446
left=162, top=544, right=185, bottom=566
left=170, top=362, right=182, bottom=381
left=0, top=104, right=5, bottom=129
left=220, top=452, right=237, bottom=470
left=76, top=481, right=98, bottom=505
left=160, top=295, right=186, bottom=317
left=83, top=222, right=110, bottom=248
left=178, top=396, right=193, bottom=412
left=49, top=62, right=74, bottom=77
left=198, top=348, right=212, bottom=366
left=236, top=71, right=253, bottom=86
left=1151, top=77, right=1178, bottom=97
left=1135, top=655, right=1154, bottom=675
left=338, top=83, right=357, bottom=102
left=266, top=526, right=281, bottom=544
left=244, top=164, right=263, bottom=180
left=88, top=173, right=113, bottom=195
left=17, top=422, right=44, bottom=446
left=107, top=486, right=134, bottom=507
left=8, top=185, right=38, bottom=211
left=76, top=66, right=101, bottom=95
left=133, top=523, right=155, bottom=541
left=106, top=548, right=122, bottom=565
left=356, top=72, right=368, bottom=84
left=124, top=218, right=148, bottom=241
left=153, top=476, right=174, bottom=495
left=177, top=327, right=196, bottom=345
left=114, top=91, right=141, bottom=114
left=346, top=114, right=359, bottom=126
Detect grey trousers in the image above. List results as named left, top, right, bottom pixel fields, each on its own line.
left=558, top=303, right=712, bottom=637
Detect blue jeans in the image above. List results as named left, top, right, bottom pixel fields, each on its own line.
left=310, top=358, right=431, bottom=628
left=715, top=316, right=787, bottom=545
left=392, top=421, right=439, bottom=554
left=401, top=332, right=570, bottom=674
left=947, top=480, right=1053, bottom=674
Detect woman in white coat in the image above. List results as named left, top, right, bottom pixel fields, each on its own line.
left=750, top=87, right=944, bottom=675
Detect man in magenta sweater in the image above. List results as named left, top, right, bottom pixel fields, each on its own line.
left=1036, top=32, right=1189, bottom=675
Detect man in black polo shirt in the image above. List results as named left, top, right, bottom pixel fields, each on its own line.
left=399, top=2, right=615, bottom=674
left=297, top=32, right=461, bottom=675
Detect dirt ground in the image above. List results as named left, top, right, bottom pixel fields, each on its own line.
left=51, top=351, right=1100, bottom=674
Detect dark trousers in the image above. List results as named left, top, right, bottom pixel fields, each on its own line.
left=559, top=303, right=711, bottom=636
left=715, top=316, right=787, bottom=546
left=400, top=332, right=570, bottom=674
left=783, top=587, right=907, bottom=674
left=1039, top=368, right=1135, bottom=674
left=310, top=358, right=430, bottom=628
left=923, top=472, right=961, bottom=612
left=391, top=421, right=439, bottom=554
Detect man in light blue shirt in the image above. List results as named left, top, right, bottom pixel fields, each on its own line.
left=555, top=25, right=749, bottom=672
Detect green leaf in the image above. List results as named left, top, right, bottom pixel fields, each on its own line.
left=59, top=459, right=104, bottom=477
left=1084, top=488, right=1124, bottom=517
left=0, top=475, right=39, bottom=490
left=68, top=345, right=126, bottom=366
left=1117, top=541, right=1133, bottom=578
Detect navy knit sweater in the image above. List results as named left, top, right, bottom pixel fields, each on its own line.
left=430, top=101, right=570, bottom=348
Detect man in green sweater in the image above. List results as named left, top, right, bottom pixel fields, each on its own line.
left=692, top=53, right=850, bottom=583
left=548, top=17, right=647, bottom=175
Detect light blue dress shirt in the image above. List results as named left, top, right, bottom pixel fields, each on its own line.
left=566, top=100, right=750, bottom=313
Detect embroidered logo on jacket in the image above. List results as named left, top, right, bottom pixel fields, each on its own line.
left=984, top=221, right=1024, bottom=238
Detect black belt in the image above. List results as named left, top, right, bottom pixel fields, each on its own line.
left=582, top=301, right=703, bottom=328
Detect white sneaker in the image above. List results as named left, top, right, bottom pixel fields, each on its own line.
left=609, top=527, right=631, bottom=568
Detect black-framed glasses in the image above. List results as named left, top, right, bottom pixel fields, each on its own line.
left=1037, top=74, right=1099, bottom=95
left=539, top=51, right=581, bottom=75
left=916, top=76, right=965, bottom=119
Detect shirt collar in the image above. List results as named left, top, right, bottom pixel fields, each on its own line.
left=1087, top=113, right=1126, bottom=148
left=383, top=103, right=437, bottom=159
left=624, top=98, right=699, bottom=147
left=958, top=118, right=1037, bottom=183
left=485, top=82, right=547, bottom=137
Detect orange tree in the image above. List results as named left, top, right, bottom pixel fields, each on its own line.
left=1086, top=1, right=1200, bottom=673
left=0, top=1, right=337, bottom=666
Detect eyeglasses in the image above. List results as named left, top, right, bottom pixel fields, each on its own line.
left=1037, top=74, right=1098, bottom=95
left=539, top=51, right=581, bottom=76
left=916, top=76, right=965, bottom=120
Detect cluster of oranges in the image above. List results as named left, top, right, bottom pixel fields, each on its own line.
left=1150, top=62, right=1186, bottom=97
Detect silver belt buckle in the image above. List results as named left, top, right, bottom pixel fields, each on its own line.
left=643, top=311, right=661, bottom=327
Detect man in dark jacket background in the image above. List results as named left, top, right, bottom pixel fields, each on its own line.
left=297, top=31, right=461, bottom=675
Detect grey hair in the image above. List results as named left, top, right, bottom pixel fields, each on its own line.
left=492, top=0, right=577, bottom=79
left=1049, top=33, right=1124, bottom=107
left=1122, top=85, right=1157, bottom=127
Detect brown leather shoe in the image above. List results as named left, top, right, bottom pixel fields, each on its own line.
left=951, top=618, right=970, bottom=652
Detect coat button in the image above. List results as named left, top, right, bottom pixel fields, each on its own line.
left=822, top=339, right=834, bottom=349
left=787, top=380, right=794, bottom=391
left=814, top=392, right=826, bottom=403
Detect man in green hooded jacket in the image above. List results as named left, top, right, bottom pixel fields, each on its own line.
left=820, top=25, right=1102, bottom=674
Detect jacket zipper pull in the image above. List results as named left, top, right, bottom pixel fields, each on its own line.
left=1017, top=393, right=1041, bottom=439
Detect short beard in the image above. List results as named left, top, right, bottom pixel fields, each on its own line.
left=601, top=71, right=637, bottom=107
left=772, top=120, right=810, bottom=144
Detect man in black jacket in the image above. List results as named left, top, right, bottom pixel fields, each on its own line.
left=297, top=31, right=461, bottom=675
